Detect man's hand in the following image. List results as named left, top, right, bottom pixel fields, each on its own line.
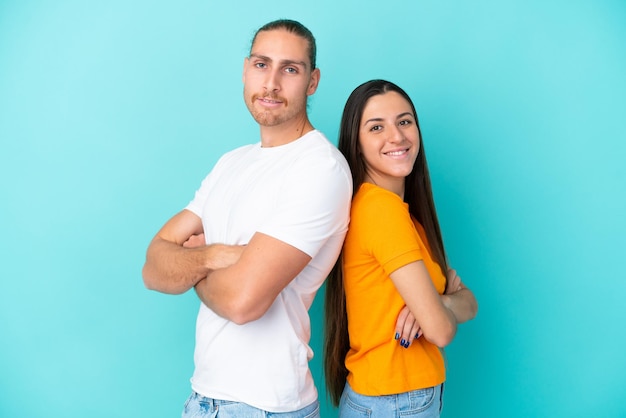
left=183, top=233, right=206, bottom=248
left=204, top=244, right=246, bottom=272
left=183, top=233, right=245, bottom=271
left=142, top=210, right=208, bottom=294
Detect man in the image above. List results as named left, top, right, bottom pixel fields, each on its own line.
left=142, top=19, right=352, bottom=417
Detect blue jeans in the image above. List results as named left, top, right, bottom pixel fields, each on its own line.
left=181, top=392, right=320, bottom=418
left=339, top=382, right=443, bottom=417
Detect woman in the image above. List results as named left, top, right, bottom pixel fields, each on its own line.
left=324, top=80, right=478, bottom=417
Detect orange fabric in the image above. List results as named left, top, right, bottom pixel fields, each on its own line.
left=343, top=183, right=446, bottom=395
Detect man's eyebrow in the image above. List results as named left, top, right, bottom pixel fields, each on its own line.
left=249, top=53, right=308, bottom=69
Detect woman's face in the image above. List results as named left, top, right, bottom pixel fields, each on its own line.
left=358, top=91, right=420, bottom=195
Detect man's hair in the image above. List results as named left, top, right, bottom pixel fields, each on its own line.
left=250, top=19, right=317, bottom=70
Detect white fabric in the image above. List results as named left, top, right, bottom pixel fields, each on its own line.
left=184, top=130, right=352, bottom=412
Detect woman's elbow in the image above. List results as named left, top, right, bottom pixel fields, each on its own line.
left=461, top=295, right=479, bottom=323
left=469, top=300, right=479, bottom=321
left=464, top=289, right=479, bottom=321
left=424, top=322, right=457, bottom=348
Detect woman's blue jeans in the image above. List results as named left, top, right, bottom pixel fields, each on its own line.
left=181, top=391, right=320, bottom=418
left=339, top=382, right=443, bottom=417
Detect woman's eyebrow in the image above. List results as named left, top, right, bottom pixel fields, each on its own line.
left=364, top=112, right=414, bottom=125
left=363, top=117, right=384, bottom=125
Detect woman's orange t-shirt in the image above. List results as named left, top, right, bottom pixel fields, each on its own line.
left=343, top=183, right=446, bottom=395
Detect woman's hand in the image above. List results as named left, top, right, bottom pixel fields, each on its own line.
left=445, top=268, right=464, bottom=294
left=394, top=305, right=422, bottom=348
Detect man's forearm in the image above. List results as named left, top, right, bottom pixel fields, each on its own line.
left=194, top=232, right=311, bottom=325
left=193, top=251, right=265, bottom=324
left=142, top=237, right=211, bottom=294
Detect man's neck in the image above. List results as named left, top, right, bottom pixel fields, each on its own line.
left=260, top=117, right=314, bottom=148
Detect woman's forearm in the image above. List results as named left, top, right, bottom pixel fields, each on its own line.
left=441, top=287, right=478, bottom=323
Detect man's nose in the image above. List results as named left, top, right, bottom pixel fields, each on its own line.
left=263, top=69, right=280, bottom=93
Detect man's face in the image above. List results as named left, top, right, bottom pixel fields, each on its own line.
left=242, top=29, right=319, bottom=127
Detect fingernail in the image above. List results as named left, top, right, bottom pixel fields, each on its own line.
left=403, top=341, right=410, bottom=348
left=400, top=339, right=406, bottom=346
left=395, top=333, right=400, bottom=340
left=415, top=333, right=420, bottom=339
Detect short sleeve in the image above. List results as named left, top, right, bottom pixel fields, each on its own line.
left=185, top=153, right=231, bottom=217
left=257, top=151, right=352, bottom=258
left=351, top=186, right=424, bottom=276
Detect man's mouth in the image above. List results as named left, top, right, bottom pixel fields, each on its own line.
left=257, top=96, right=283, bottom=105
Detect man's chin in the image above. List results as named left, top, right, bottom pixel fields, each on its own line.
left=252, top=112, right=283, bottom=127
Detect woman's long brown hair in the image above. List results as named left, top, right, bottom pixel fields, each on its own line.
left=324, top=80, right=449, bottom=406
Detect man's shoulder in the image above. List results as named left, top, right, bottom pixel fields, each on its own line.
left=302, top=129, right=334, bottom=150
left=213, top=143, right=259, bottom=166
left=295, top=130, right=350, bottom=170
left=223, top=142, right=258, bottom=157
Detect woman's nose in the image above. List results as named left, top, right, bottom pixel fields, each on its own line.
left=388, top=126, right=405, bottom=143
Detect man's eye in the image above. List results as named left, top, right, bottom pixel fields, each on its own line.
left=285, top=67, right=298, bottom=74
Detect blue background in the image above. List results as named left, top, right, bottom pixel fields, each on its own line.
left=1, top=1, right=625, bottom=417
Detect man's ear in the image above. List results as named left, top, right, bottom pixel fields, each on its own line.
left=242, top=57, right=249, bottom=83
left=307, top=68, right=321, bottom=96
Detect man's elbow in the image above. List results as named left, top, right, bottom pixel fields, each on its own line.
left=221, top=296, right=269, bottom=325
left=142, top=264, right=157, bottom=290
left=142, top=264, right=186, bottom=295
left=228, top=312, right=259, bottom=326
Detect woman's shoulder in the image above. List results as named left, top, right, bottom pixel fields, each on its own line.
left=354, top=183, right=405, bottom=207
left=352, top=183, right=409, bottom=221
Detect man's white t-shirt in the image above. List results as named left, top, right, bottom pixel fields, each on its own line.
left=185, top=130, right=352, bottom=412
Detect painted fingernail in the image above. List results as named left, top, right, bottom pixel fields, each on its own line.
left=415, top=333, right=420, bottom=339
left=395, top=333, right=400, bottom=340
left=403, top=341, right=410, bottom=348
left=400, top=339, right=406, bottom=346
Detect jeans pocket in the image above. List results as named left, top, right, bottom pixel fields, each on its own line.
left=439, top=383, right=444, bottom=414
left=399, top=387, right=436, bottom=417
left=299, top=402, right=320, bottom=418
left=339, top=390, right=372, bottom=417
left=181, top=393, right=217, bottom=418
